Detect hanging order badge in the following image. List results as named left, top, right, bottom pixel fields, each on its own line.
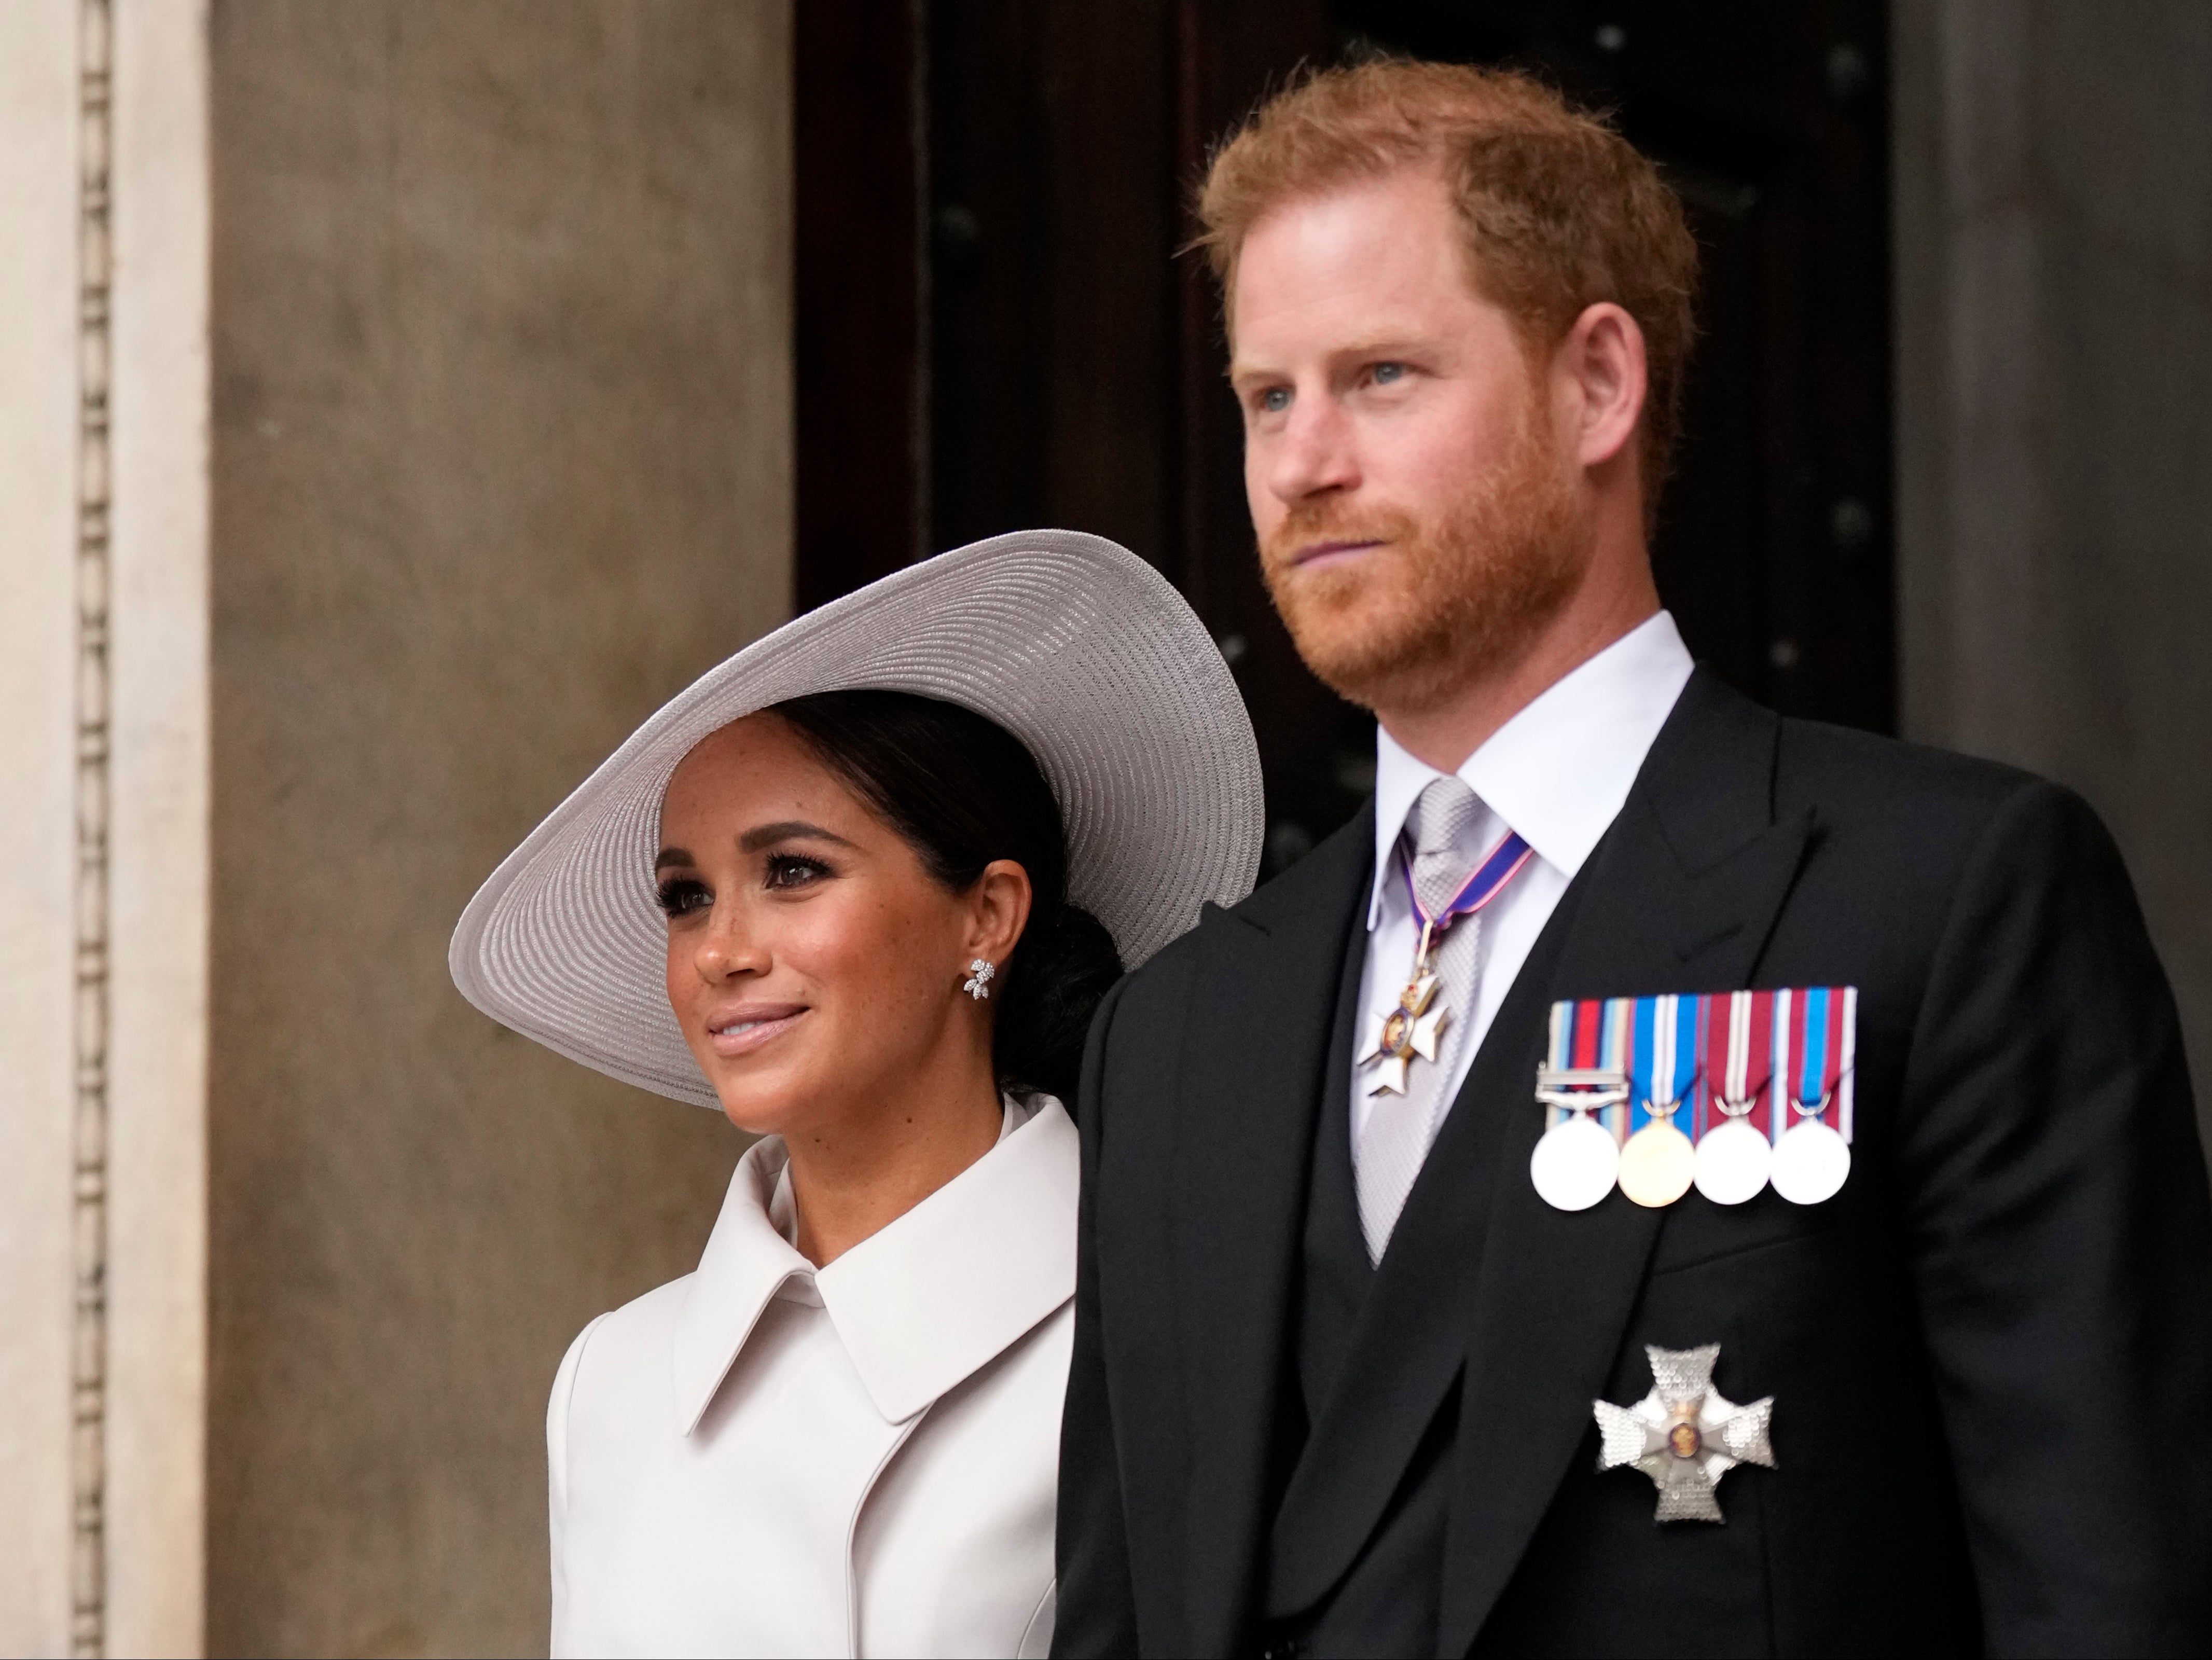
left=1358, top=829, right=1534, bottom=1098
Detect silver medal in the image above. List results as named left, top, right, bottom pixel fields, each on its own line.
left=1530, top=1066, right=1628, bottom=1211
left=1771, top=990, right=1854, bottom=1205
left=1531, top=1113, right=1621, bottom=1211
left=1692, top=1112, right=1771, bottom=1206
left=1770, top=1115, right=1850, bottom=1205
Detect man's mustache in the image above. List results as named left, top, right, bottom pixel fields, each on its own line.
left=1262, top=504, right=1420, bottom=569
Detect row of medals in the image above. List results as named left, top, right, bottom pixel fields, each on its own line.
left=1361, top=947, right=1853, bottom=1214
left=1529, top=1066, right=1851, bottom=1213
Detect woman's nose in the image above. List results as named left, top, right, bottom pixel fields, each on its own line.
left=693, top=908, right=770, bottom=983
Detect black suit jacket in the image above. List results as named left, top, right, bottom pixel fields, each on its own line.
left=1053, top=670, right=2212, bottom=1657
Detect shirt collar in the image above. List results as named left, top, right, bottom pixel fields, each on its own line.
left=1367, top=611, right=1695, bottom=927
left=670, top=1095, right=1079, bottom=1434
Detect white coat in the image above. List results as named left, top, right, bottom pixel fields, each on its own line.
left=547, top=1097, right=1077, bottom=1658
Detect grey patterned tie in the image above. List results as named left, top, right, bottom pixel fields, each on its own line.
left=1356, top=775, right=1486, bottom=1261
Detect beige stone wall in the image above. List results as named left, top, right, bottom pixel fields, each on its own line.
left=203, top=3, right=787, bottom=1654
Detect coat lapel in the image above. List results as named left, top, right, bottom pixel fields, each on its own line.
left=1171, top=807, right=1373, bottom=1657
left=1437, top=669, right=1813, bottom=1653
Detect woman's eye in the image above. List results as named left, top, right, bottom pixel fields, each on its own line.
left=764, top=854, right=830, bottom=890
left=656, top=878, right=711, bottom=919
left=1259, top=386, right=1292, bottom=414
left=1372, top=361, right=1407, bottom=385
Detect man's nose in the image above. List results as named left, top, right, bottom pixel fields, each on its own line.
left=1266, top=393, right=1360, bottom=504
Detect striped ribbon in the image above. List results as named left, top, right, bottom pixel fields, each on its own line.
left=1547, top=987, right=1859, bottom=1150
left=1403, top=828, right=1535, bottom=944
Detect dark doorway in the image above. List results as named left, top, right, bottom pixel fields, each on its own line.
left=797, top=0, right=1895, bottom=872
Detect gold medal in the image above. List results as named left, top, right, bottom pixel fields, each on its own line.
left=1616, top=1109, right=1695, bottom=1207
left=1613, top=993, right=1696, bottom=1208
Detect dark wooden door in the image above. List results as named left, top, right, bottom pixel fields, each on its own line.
left=797, top=0, right=1895, bottom=874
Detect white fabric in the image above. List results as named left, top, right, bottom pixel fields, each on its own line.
left=548, top=1096, right=1077, bottom=1658
left=1350, top=612, right=1695, bottom=1165
left=451, top=530, right=1263, bottom=1108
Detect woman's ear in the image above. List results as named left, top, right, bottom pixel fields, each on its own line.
left=966, top=859, right=1034, bottom=968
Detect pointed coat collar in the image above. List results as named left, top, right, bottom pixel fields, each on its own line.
left=670, top=1096, right=1079, bottom=1435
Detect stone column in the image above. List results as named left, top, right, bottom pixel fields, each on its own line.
left=1895, top=0, right=2212, bottom=1152
left=1, top=3, right=792, bottom=1653
left=0, top=4, right=211, bottom=1654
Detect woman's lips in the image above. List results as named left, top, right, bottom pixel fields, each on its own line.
left=704, top=1005, right=809, bottom=1059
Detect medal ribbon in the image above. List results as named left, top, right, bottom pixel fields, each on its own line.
left=1778, top=985, right=1858, bottom=1140
left=1401, top=828, right=1534, bottom=957
left=1551, top=986, right=1856, bottom=1149
left=1629, top=994, right=1700, bottom=1132
left=1545, top=995, right=1632, bottom=1145
left=1695, top=989, right=1776, bottom=1139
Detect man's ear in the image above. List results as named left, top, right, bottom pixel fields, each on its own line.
left=1561, top=301, right=1647, bottom=471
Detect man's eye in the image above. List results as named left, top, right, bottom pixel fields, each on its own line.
left=1260, top=386, right=1292, bottom=414
left=1372, top=361, right=1407, bottom=384
left=765, top=854, right=830, bottom=890
left=656, top=878, right=711, bottom=919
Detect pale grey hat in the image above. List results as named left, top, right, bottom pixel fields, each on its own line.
left=449, top=528, right=1264, bottom=1107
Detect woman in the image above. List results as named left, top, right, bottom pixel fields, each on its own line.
left=450, top=531, right=1262, bottom=1658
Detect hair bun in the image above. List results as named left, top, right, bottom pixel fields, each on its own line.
left=998, top=904, right=1122, bottom=1105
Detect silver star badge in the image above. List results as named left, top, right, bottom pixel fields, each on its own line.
left=1593, top=1343, right=1775, bottom=1522
left=1357, top=972, right=1448, bottom=1096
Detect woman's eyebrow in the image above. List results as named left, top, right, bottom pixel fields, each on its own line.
left=737, top=820, right=858, bottom=854
left=653, top=846, right=695, bottom=872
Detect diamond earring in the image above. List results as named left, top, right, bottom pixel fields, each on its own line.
left=962, top=958, right=996, bottom=1001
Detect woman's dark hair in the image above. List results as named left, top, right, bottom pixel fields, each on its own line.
left=768, top=688, right=1124, bottom=1103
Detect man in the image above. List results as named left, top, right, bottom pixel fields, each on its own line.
left=1053, top=59, right=2211, bottom=1658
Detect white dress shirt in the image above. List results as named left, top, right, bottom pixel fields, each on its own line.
left=1351, top=612, right=1695, bottom=1162
left=548, top=1095, right=1075, bottom=1659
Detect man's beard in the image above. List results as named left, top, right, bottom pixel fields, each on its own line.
left=1259, top=402, right=1589, bottom=716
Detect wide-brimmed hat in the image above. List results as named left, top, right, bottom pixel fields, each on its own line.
left=449, top=529, right=1264, bottom=1107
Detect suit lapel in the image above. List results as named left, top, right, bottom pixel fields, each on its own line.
left=1438, top=670, right=1813, bottom=1653
left=1171, top=808, right=1374, bottom=1656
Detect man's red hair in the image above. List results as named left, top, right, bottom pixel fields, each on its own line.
left=1195, top=58, right=1699, bottom=500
